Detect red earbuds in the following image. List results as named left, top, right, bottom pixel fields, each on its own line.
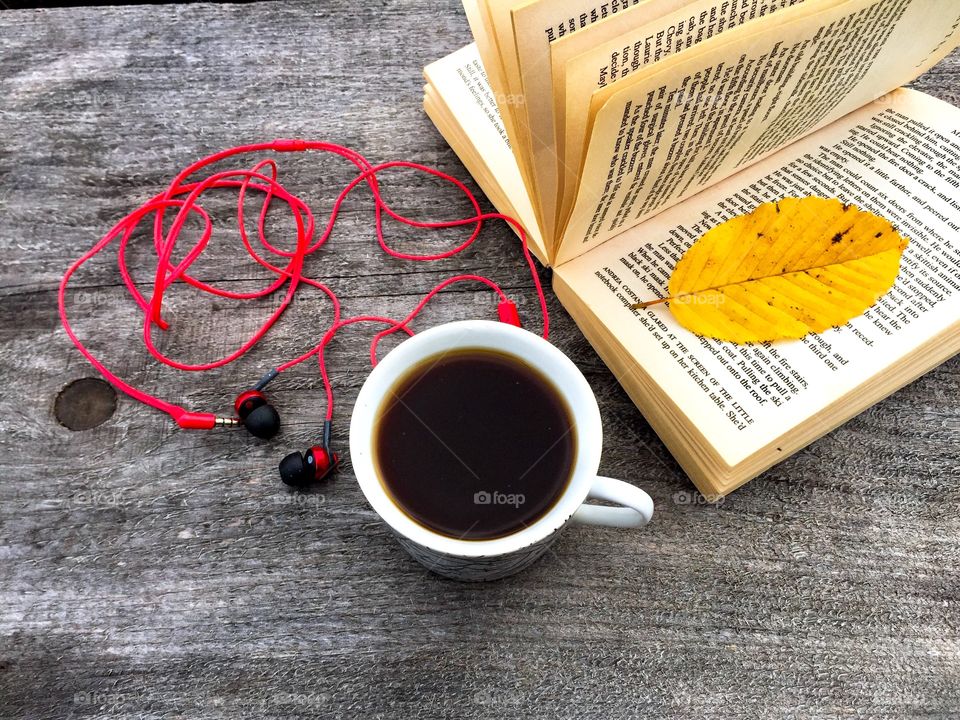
left=235, top=390, right=281, bottom=439
left=278, top=421, right=339, bottom=487
left=279, top=446, right=339, bottom=487
left=58, top=139, right=548, bottom=487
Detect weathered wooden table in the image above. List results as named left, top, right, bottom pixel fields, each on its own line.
left=1, top=3, right=958, bottom=718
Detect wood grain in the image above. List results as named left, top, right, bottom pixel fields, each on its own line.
left=0, top=3, right=957, bottom=719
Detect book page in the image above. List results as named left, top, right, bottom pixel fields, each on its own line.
left=555, top=89, right=960, bottom=467
left=555, top=0, right=811, bottom=228
left=509, top=0, right=656, bottom=246
left=558, top=0, right=960, bottom=265
left=423, top=44, right=546, bottom=261
left=463, top=0, right=540, bottom=216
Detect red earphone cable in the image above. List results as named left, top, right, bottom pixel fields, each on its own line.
left=58, top=139, right=549, bottom=429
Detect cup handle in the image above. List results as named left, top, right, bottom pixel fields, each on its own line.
left=571, top=476, right=654, bottom=528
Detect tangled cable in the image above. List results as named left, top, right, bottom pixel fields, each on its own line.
left=58, top=139, right=548, bottom=430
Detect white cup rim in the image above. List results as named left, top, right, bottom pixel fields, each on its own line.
left=349, top=320, right=602, bottom=558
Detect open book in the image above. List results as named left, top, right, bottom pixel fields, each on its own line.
left=424, top=0, right=960, bottom=496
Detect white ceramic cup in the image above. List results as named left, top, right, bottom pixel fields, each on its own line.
left=350, top=320, right=654, bottom=581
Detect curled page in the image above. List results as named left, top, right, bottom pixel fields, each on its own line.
left=558, top=0, right=960, bottom=264
left=554, top=0, right=811, bottom=231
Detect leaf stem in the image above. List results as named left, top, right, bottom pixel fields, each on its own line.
left=632, top=296, right=671, bottom=309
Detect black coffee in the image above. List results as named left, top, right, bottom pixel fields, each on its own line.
left=374, top=348, right=575, bottom=540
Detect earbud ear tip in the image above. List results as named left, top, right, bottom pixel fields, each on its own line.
left=279, top=451, right=307, bottom=487
left=244, top=403, right=281, bottom=439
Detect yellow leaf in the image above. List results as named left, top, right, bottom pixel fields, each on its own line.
left=638, top=197, right=909, bottom=342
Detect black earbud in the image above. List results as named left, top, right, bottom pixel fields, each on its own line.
left=279, top=446, right=339, bottom=487
left=235, top=390, right=281, bottom=439
left=278, top=421, right=339, bottom=487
